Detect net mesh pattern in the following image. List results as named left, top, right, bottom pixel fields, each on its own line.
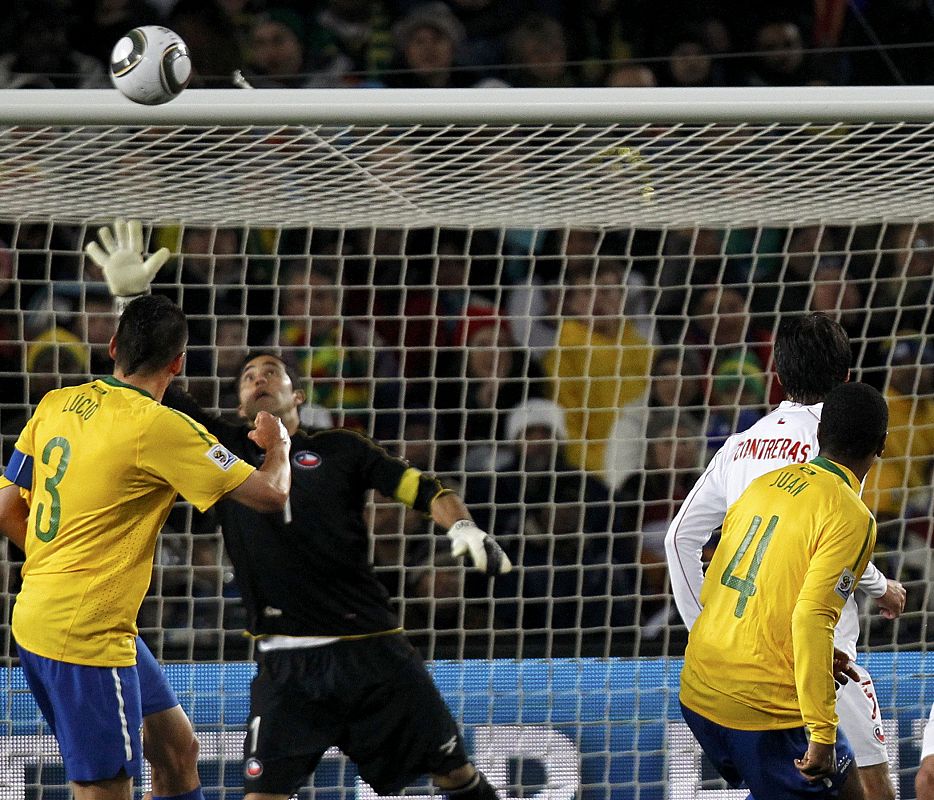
left=0, top=108, right=931, bottom=800
left=3, top=122, right=934, bottom=226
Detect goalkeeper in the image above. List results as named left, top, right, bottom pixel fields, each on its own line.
left=87, top=223, right=511, bottom=800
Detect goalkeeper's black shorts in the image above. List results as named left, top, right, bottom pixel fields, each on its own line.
left=243, top=632, right=468, bottom=796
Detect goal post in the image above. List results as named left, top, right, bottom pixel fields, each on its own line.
left=0, top=87, right=932, bottom=800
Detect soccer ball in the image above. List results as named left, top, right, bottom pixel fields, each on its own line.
left=110, top=26, right=192, bottom=105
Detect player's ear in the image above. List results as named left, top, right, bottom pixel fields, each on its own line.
left=237, top=404, right=248, bottom=420
left=108, top=335, right=117, bottom=361
left=845, top=369, right=851, bottom=383
left=168, top=351, right=185, bottom=377
left=292, top=387, right=306, bottom=408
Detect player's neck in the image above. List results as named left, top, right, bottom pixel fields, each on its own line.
left=281, top=409, right=300, bottom=436
left=816, top=450, right=875, bottom=483
left=111, top=369, right=173, bottom=403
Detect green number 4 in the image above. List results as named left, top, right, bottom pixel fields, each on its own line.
left=36, top=436, right=71, bottom=543
left=720, top=514, right=778, bottom=618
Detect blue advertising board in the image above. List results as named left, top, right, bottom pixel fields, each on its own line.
left=1, top=653, right=930, bottom=800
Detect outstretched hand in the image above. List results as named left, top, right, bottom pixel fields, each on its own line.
left=447, top=520, right=512, bottom=576
left=85, top=219, right=170, bottom=297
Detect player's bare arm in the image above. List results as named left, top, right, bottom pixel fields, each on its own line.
left=0, top=484, right=28, bottom=551
left=228, top=411, right=291, bottom=512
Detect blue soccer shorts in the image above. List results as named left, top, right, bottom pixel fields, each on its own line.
left=681, top=702, right=856, bottom=799
left=17, top=636, right=179, bottom=782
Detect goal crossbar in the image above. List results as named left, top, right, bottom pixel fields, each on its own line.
left=3, top=87, right=934, bottom=228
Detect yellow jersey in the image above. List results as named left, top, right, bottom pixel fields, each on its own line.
left=544, top=318, right=652, bottom=476
left=2, top=376, right=254, bottom=667
left=680, top=456, right=876, bottom=745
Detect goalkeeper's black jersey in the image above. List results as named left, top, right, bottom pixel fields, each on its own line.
left=164, top=388, right=431, bottom=638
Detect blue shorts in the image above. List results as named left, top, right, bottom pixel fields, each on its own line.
left=17, top=637, right=178, bottom=782
left=681, top=702, right=856, bottom=799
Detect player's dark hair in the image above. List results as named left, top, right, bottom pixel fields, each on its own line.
left=114, top=295, right=187, bottom=376
left=237, top=350, right=301, bottom=388
left=818, top=382, right=888, bottom=461
left=773, top=312, right=850, bottom=404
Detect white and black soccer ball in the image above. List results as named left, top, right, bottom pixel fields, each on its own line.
left=110, top=26, right=192, bottom=105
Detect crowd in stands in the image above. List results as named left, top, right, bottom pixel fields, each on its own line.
left=0, top=217, right=931, bottom=658
left=2, top=0, right=934, bottom=92
left=0, top=0, right=932, bottom=658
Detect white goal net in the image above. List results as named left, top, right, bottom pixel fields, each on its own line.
left=0, top=87, right=932, bottom=800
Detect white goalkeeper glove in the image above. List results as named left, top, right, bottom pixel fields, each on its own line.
left=446, top=519, right=512, bottom=576
left=84, top=219, right=170, bottom=298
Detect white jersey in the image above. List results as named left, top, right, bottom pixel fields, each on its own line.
left=664, top=400, right=888, bottom=660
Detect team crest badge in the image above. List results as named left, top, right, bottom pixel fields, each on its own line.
left=293, top=450, right=322, bottom=469
left=245, top=758, right=263, bottom=778
left=873, top=725, right=885, bottom=743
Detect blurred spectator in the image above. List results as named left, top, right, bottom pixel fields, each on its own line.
left=660, top=29, right=722, bottom=87
left=606, top=63, right=657, bottom=87
left=454, top=308, right=547, bottom=471
left=366, top=494, right=470, bottom=631
left=80, top=289, right=118, bottom=375
left=614, top=409, right=704, bottom=634
left=276, top=258, right=397, bottom=430
left=443, top=0, right=539, bottom=69
left=545, top=259, right=653, bottom=490
left=70, top=0, right=166, bottom=68
left=751, top=225, right=846, bottom=317
left=305, top=0, right=395, bottom=87
left=864, top=334, right=934, bottom=521
left=871, top=223, right=934, bottom=338
left=215, top=316, right=249, bottom=413
left=689, top=284, right=774, bottom=396
left=2, top=326, right=89, bottom=441
left=385, top=3, right=476, bottom=88
left=245, top=7, right=310, bottom=87
left=704, top=350, right=769, bottom=457
left=0, top=3, right=109, bottom=89
left=166, top=0, right=247, bottom=87
left=458, top=399, right=618, bottom=636
left=562, top=0, right=646, bottom=85
left=398, top=407, right=443, bottom=472
left=845, top=0, right=934, bottom=85
left=648, top=347, right=706, bottom=429
left=0, top=242, right=24, bottom=417
left=505, top=14, right=575, bottom=87
left=463, top=398, right=611, bottom=535
left=746, top=19, right=823, bottom=86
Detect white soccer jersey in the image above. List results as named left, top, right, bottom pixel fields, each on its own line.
left=664, top=400, right=888, bottom=660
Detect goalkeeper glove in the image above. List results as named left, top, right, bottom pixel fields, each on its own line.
left=84, top=219, right=170, bottom=298
left=447, top=520, right=512, bottom=576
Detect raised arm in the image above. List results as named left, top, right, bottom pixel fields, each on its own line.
left=225, top=411, right=291, bottom=512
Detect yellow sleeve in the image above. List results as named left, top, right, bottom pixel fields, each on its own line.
left=140, top=408, right=255, bottom=512
left=792, top=510, right=876, bottom=744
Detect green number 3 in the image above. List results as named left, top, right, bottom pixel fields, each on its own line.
left=720, top=514, right=778, bottom=618
left=36, top=436, right=71, bottom=542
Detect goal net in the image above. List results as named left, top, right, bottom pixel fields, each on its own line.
left=0, top=87, right=932, bottom=800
